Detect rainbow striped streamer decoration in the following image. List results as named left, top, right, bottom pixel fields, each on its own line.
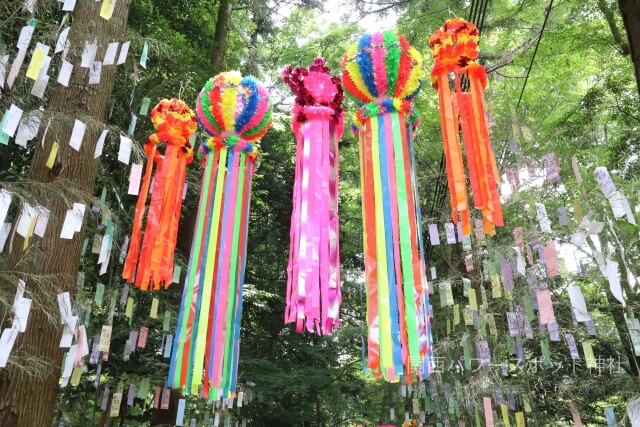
left=341, top=31, right=433, bottom=382
left=281, top=58, right=344, bottom=335
left=168, top=72, right=272, bottom=399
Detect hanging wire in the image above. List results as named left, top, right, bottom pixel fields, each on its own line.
left=516, top=0, right=554, bottom=108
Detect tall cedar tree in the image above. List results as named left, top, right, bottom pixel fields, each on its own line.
left=0, top=1, right=131, bottom=425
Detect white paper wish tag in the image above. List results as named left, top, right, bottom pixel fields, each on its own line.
left=12, top=296, right=32, bottom=332
left=628, top=397, right=640, bottom=427
left=118, top=135, right=132, bottom=164
left=567, top=286, right=590, bottom=322
left=535, top=203, right=551, bottom=233
left=15, top=110, right=43, bottom=147
left=80, top=41, right=98, bottom=68
left=60, top=203, right=86, bottom=239
left=0, top=189, right=11, bottom=226
left=594, top=167, right=617, bottom=198
left=0, top=327, right=19, bottom=367
left=69, top=119, right=86, bottom=151
left=2, top=104, right=24, bottom=138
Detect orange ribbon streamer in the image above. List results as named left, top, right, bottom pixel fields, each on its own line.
left=122, top=99, right=197, bottom=291
left=430, top=18, right=503, bottom=236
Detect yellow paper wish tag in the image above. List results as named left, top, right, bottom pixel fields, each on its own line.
left=46, top=142, right=59, bottom=169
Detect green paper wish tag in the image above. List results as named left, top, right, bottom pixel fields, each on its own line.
left=481, top=285, right=488, bottom=307
left=475, top=408, right=482, bottom=427
left=139, top=97, right=151, bottom=116
left=94, top=283, right=105, bottom=306
left=507, top=336, right=516, bottom=355
left=138, top=377, right=150, bottom=399
left=523, top=396, right=532, bottom=413
left=163, top=310, right=171, bottom=332
left=541, top=337, right=551, bottom=367
left=463, top=278, right=470, bottom=296
left=523, top=294, right=535, bottom=321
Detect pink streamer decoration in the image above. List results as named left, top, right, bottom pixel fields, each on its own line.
left=286, top=106, right=342, bottom=335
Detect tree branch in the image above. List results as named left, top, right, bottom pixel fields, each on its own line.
left=597, top=0, right=630, bottom=55
left=485, top=30, right=543, bottom=74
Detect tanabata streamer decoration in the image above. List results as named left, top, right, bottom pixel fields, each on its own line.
left=281, top=58, right=344, bottom=335
left=342, top=31, right=433, bottom=382
left=122, top=98, right=196, bottom=291
left=429, top=18, right=503, bottom=237
left=169, top=72, right=272, bottom=399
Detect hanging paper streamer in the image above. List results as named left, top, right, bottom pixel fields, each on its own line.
left=281, top=58, right=344, bottom=335
left=122, top=98, right=196, bottom=290
left=168, top=72, right=272, bottom=399
left=429, top=18, right=504, bottom=236
left=341, top=31, right=433, bottom=382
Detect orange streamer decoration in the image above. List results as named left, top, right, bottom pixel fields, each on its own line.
left=429, top=18, right=503, bottom=236
left=122, top=98, right=197, bottom=291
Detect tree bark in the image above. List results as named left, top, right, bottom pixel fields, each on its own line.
left=598, top=0, right=630, bottom=55
left=618, top=0, right=640, bottom=94
left=0, top=1, right=131, bottom=426
left=211, top=0, right=234, bottom=70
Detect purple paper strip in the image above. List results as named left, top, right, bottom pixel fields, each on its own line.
left=565, top=333, right=580, bottom=359
left=101, top=386, right=110, bottom=411
left=127, top=383, right=136, bottom=406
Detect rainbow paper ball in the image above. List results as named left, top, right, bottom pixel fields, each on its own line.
left=196, top=71, right=272, bottom=147
left=149, top=98, right=197, bottom=146
left=341, top=31, right=425, bottom=106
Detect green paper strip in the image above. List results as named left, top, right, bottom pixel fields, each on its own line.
left=391, top=111, right=419, bottom=365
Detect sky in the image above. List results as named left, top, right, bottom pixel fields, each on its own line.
left=273, top=0, right=399, bottom=33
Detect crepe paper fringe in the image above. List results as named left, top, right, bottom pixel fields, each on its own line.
left=342, top=32, right=434, bottom=382
left=429, top=18, right=504, bottom=237
left=282, top=59, right=344, bottom=335
left=168, top=73, right=272, bottom=399
left=122, top=98, right=196, bottom=291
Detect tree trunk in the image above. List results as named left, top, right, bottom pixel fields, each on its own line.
left=0, top=1, right=131, bottom=426
left=618, top=0, right=640, bottom=94
left=211, top=0, right=234, bottom=70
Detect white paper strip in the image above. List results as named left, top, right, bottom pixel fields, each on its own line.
left=2, top=104, right=24, bottom=138
left=94, top=129, right=108, bottom=158
left=118, top=135, right=132, bottom=164
left=567, top=286, right=590, bottom=322
left=68, top=119, right=86, bottom=151
left=57, top=60, right=73, bottom=87
left=103, top=42, right=119, bottom=65
left=0, top=189, right=11, bottom=226
left=80, top=41, right=97, bottom=68
left=606, top=259, right=625, bottom=305
left=117, top=41, right=130, bottom=65
left=55, top=27, right=70, bottom=54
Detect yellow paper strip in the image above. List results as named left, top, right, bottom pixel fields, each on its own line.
left=453, top=304, right=460, bottom=326
left=46, top=142, right=59, bottom=169
left=150, top=297, right=158, bottom=319
left=26, top=48, right=46, bottom=80
left=582, top=340, right=596, bottom=368
left=491, top=275, right=502, bottom=298
left=23, top=215, right=37, bottom=250
left=469, top=288, right=478, bottom=310
left=100, top=0, right=116, bottom=20
left=516, top=411, right=525, bottom=427
left=125, top=296, right=134, bottom=318
left=501, top=404, right=511, bottom=427
left=70, top=366, right=83, bottom=386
